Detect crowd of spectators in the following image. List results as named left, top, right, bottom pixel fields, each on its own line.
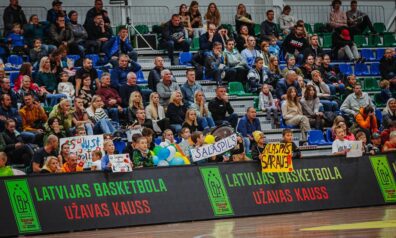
left=0, top=0, right=395, bottom=176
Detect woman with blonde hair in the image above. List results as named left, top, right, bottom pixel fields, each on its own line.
left=281, top=87, right=311, bottom=142
left=127, top=91, right=143, bottom=122
left=182, top=109, right=199, bottom=132
left=205, top=2, right=221, bottom=27
left=165, top=91, right=187, bottom=134
left=191, top=90, right=215, bottom=130
left=86, top=95, right=115, bottom=134
left=235, top=3, right=254, bottom=35
left=40, top=156, right=62, bottom=173
left=145, top=92, right=169, bottom=133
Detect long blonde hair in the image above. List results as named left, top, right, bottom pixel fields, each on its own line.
left=184, top=108, right=198, bottom=127
left=169, top=91, right=183, bottom=106
left=194, top=90, right=208, bottom=117
left=39, top=56, right=51, bottom=73
left=147, top=92, right=159, bottom=120
left=128, top=91, right=143, bottom=109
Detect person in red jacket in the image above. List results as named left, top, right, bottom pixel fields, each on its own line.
left=95, top=72, right=123, bottom=123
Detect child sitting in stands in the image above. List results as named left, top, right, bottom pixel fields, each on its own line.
left=379, top=80, right=392, bottom=105
left=191, top=131, right=206, bottom=164
left=29, top=38, right=48, bottom=68
left=371, top=132, right=382, bottom=152
left=101, top=140, right=115, bottom=171
left=269, top=36, right=280, bottom=57
left=91, top=150, right=103, bottom=171
left=178, top=127, right=192, bottom=158
left=332, top=126, right=352, bottom=155
left=0, top=152, right=13, bottom=177
left=75, top=126, right=86, bottom=136
left=142, top=128, right=155, bottom=150
left=281, top=128, right=301, bottom=159
left=251, top=131, right=266, bottom=161
left=160, top=129, right=175, bottom=147
left=383, top=131, right=396, bottom=152
left=7, top=23, right=26, bottom=55
left=58, top=72, right=75, bottom=101
left=132, top=136, right=154, bottom=168
left=355, top=130, right=376, bottom=155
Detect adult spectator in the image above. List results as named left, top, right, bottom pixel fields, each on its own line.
left=301, top=85, right=324, bottom=130
left=86, top=95, right=115, bottom=134
left=329, top=0, right=347, bottom=30
left=347, top=0, right=376, bottom=36
left=148, top=57, right=166, bottom=92
left=129, top=109, right=154, bottom=131
left=19, top=94, right=48, bottom=143
left=354, top=105, right=378, bottom=137
left=237, top=107, right=261, bottom=154
left=49, top=15, right=82, bottom=56
left=179, top=4, right=193, bottom=38
left=75, top=58, right=100, bottom=96
left=241, top=36, right=261, bottom=69
left=126, top=91, right=143, bottom=122
left=309, top=70, right=338, bottom=112
left=383, top=98, right=396, bottom=130
left=224, top=39, right=249, bottom=83
left=17, top=76, right=45, bottom=104
left=302, top=34, right=323, bottom=60
left=281, top=87, right=311, bottom=142
left=191, top=91, right=216, bottom=129
left=319, top=54, right=345, bottom=95
left=260, top=10, right=280, bottom=42
left=85, top=13, right=113, bottom=54
left=62, top=153, right=83, bottom=172
left=235, top=25, right=250, bottom=52
left=166, top=91, right=187, bottom=133
left=78, top=74, right=94, bottom=108
left=0, top=78, right=18, bottom=108
left=36, top=57, right=66, bottom=106
left=40, top=156, right=61, bottom=173
left=267, top=56, right=282, bottom=88
left=181, top=69, right=203, bottom=107
left=46, top=99, right=74, bottom=133
left=2, top=0, right=27, bottom=37
left=341, top=84, right=374, bottom=121
left=47, top=0, right=69, bottom=25
left=2, top=119, right=32, bottom=167
left=103, top=27, right=138, bottom=64
left=110, top=54, right=141, bottom=90
left=13, top=62, right=34, bottom=92
left=145, top=92, right=170, bottom=133
left=188, top=1, right=204, bottom=37
left=235, top=4, right=254, bottom=35
left=204, top=3, right=221, bottom=27
left=247, top=57, right=269, bottom=93
left=380, top=48, right=396, bottom=89
left=68, top=10, right=88, bottom=54
left=205, top=42, right=237, bottom=85
left=29, top=39, right=49, bottom=68
left=281, top=54, right=303, bottom=78
left=281, top=24, right=309, bottom=62
left=157, top=69, right=180, bottom=107
left=96, top=73, right=123, bottom=122
left=0, top=94, right=21, bottom=131
left=300, top=54, right=315, bottom=81
left=119, top=72, right=141, bottom=107
left=84, top=0, right=111, bottom=29
left=31, top=135, right=58, bottom=173
left=199, top=22, right=222, bottom=52
left=208, top=86, right=238, bottom=128
left=23, top=15, right=53, bottom=49
left=44, top=117, right=66, bottom=142
left=276, top=70, right=302, bottom=100
left=161, top=14, right=191, bottom=65
left=72, top=97, right=93, bottom=135
left=332, top=27, right=361, bottom=62
left=279, top=5, right=297, bottom=35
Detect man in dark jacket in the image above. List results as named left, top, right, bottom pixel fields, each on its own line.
left=161, top=14, right=191, bottom=65
left=302, top=34, right=323, bottom=59
left=260, top=10, right=280, bottom=42
left=84, top=0, right=111, bottom=29
left=0, top=78, right=18, bottom=108
left=46, top=0, right=69, bottom=25
left=282, top=24, right=309, bottom=63
left=380, top=49, right=396, bottom=90
left=2, top=119, right=32, bottom=167
left=199, top=22, right=223, bottom=52
left=2, top=0, right=27, bottom=36
left=0, top=94, right=21, bottom=131
left=148, top=57, right=165, bottom=92
left=49, top=15, right=74, bottom=47
left=85, top=13, right=113, bottom=53
left=208, top=86, right=238, bottom=128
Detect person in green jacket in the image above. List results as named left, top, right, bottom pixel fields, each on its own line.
left=46, top=99, right=74, bottom=134
left=0, top=152, right=14, bottom=177
left=132, top=136, right=154, bottom=168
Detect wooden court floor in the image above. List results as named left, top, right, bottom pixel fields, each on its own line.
left=35, top=205, right=396, bottom=238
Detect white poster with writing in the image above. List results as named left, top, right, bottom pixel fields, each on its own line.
left=109, top=154, right=133, bottom=172
left=190, top=134, right=237, bottom=162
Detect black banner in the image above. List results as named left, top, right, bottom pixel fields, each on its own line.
left=1, top=153, right=395, bottom=237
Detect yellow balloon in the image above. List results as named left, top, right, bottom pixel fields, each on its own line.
left=175, top=152, right=182, bottom=157
left=182, top=156, right=191, bottom=165
left=204, top=135, right=215, bottom=144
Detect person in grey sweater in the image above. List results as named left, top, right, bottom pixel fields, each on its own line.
left=341, top=84, right=374, bottom=122
left=301, top=85, right=324, bottom=129
left=156, top=69, right=180, bottom=108
left=258, top=84, right=279, bottom=121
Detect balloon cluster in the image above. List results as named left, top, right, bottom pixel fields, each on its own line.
left=151, top=145, right=191, bottom=167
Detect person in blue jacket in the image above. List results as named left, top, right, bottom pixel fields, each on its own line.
left=237, top=107, right=261, bottom=154
left=110, top=54, right=141, bottom=90
left=103, top=27, right=138, bottom=66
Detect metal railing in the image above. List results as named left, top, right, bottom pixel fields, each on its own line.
left=288, top=4, right=385, bottom=24
left=0, top=6, right=48, bottom=29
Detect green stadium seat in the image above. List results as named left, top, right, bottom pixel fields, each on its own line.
left=353, top=35, right=368, bottom=47
left=275, top=23, right=281, bottom=34
left=363, top=77, right=380, bottom=91
left=321, top=34, right=332, bottom=48
left=314, top=23, right=325, bottom=34
left=190, top=37, right=199, bottom=51
left=135, top=25, right=149, bottom=34
left=304, top=23, right=313, bottom=35
left=254, top=24, right=261, bottom=37
left=361, top=26, right=371, bottom=35
left=373, top=23, right=386, bottom=34
left=254, top=97, right=259, bottom=110
left=383, top=34, right=396, bottom=47
left=373, top=94, right=386, bottom=107
left=367, top=34, right=382, bottom=47
left=228, top=82, right=253, bottom=96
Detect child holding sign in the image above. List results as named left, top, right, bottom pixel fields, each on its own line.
left=281, top=129, right=301, bottom=159
left=191, top=131, right=207, bottom=164
left=332, top=126, right=352, bottom=155
left=101, top=140, right=115, bottom=171
left=251, top=131, right=266, bottom=161
left=132, top=137, right=154, bottom=168
left=91, top=150, right=103, bottom=171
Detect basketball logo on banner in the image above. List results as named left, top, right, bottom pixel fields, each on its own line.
left=260, top=143, right=294, bottom=173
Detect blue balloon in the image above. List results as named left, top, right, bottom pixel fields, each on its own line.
left=157, top=160, right=169, bottom=167
left=157, top=148, right=170, bottom=161
left=169, top=157, right=185, bottom=166
left=153, top=156, right=159, bottom=166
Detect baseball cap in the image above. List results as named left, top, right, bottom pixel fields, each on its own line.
left=341, top=29, right=351, bottom=41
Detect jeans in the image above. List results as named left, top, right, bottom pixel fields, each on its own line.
left=106, top=108, right=121, bottom=122
left=161, top=39, right=191, bottom=61
left=46, top=94, right=67, bottom=107
left=84, top=123, right=94, bottom=135
left=170, top=124, right=182, bottom=134
left=319, top=99, right=338, bottom=112
left=20, top=131, right=36, bottom=144
left=328, top=83, right=345, bottom=95
left=94, top=118, right=115, bottom=134
left=197, top=116, right=216, bottom=130
left=243, top=137, right=251, bottom=154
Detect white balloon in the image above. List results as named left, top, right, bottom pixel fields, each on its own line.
left=166, top=146, right=176, bottom=161
left=157, top=160, right=169, bottom=167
